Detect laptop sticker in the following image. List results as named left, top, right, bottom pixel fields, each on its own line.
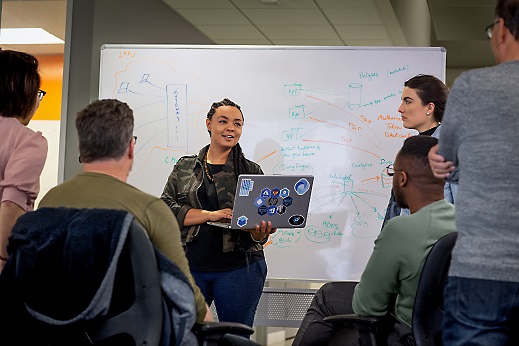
left=237, top=215, right=248, bottom=227
left=294, top=178, right=311, bottom=195
left=239, top=179, right=254, bottom=196
left=289, top=214, right=305, bottom=226
left=258, top=205, right=268, bottom=215
left=261, top=188, right=271, bottom=199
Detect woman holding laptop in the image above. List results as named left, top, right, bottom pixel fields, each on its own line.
left=161, top=98, right=276, bottom=327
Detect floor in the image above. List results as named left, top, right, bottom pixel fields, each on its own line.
left=270, top=338, right=294, bottom=346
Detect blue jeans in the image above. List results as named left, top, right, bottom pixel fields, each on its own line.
left=443, top=276, right=519, bottom=346
left=191, top=259, right=267, bottom=327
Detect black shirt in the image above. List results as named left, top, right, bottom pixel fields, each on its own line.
left=186, top=163, right=263, bottom=271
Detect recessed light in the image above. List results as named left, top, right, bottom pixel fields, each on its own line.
left=0, top=28, right=64, bottom=44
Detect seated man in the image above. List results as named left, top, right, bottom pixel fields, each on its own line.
left=292, top=135, right=456, bottom=346
left=39, top=99, right=211, bottom=323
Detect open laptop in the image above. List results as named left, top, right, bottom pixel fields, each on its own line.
left=207, top=174, right=314, bottom=229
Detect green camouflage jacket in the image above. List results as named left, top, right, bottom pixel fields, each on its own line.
left=161, top=144, right=265, bottom=252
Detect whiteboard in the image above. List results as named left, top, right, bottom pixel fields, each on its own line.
left=99, top=45, right=446, bottom=281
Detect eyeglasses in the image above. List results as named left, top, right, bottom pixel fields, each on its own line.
left=132, top=135, right=137, bottom=144
left=386, top=164, right=395, bottom=177
left=485, top=20, right=499, bottom=39
left=37, top=89, right=46, bottom=101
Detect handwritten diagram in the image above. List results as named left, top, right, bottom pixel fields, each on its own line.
left=99, top=45, right=446, bottom=281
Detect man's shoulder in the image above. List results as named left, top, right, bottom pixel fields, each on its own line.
left=456, top=64, right=511, bottom=86
left=383, top=201, right=454, bottom=231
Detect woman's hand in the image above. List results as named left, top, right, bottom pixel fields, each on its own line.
left=207, top=208, right=233, bottom=222
left=250, top=221, right=277, bottom=242
left=184, top=208, right=232, bottom=226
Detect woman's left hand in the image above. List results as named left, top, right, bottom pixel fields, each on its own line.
left=250, top=221, right=277, bottom=242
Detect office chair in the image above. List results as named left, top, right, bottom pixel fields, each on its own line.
left=325, top=232, right=458, bottom=346
left=0, top=208, right=258, bottom=346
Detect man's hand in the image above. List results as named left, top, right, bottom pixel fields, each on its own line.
left=428, top=144, right=455, bottom=179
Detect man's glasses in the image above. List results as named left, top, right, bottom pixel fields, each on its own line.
left=485, top=20, right=499, bottom=39
left=132, top=135, right=137, bottom=144
left=386, top=164, right=395, bottom=177
left=37, top=89, right=46, bottom=101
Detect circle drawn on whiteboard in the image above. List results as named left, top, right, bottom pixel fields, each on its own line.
left=294, top=178, right=310, bottom=195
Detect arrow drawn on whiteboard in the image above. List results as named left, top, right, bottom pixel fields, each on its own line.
left=350, top=194, right=360, bottom=215
left=306, top=95, right=382, bottom=145
left=302, top=139, right=381, bottom=160
left=302, top=117, right=381, bottom=151
left=351, top=192, right=377, bottom=212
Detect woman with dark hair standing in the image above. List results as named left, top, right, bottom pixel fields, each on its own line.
left=0, top=50, right=48, bottom=271
left=161, top=98, right=275, bottom=327
left=382, top=74, right=456, bottom=227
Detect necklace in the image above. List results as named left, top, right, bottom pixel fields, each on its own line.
left=203, top=151, right=214, bottom=182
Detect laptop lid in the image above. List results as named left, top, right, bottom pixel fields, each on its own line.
left=208, top=174, right=314, bottom=229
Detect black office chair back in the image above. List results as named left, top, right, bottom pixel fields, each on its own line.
left=86, top=217, right=164, bottom=345
left=411, top=232, right=457, bottom=346
left=0, top=208, right=163, bottom=345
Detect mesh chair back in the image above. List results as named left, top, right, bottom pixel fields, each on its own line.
left=412, top=232, right=458, bottom=346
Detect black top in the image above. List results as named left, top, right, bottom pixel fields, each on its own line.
left=419, top=125, right=439, bottom=136
left=185, top=163, right=263, bottom=271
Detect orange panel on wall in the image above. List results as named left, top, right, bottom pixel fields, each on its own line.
left=33, top=54, right=63, bottom=121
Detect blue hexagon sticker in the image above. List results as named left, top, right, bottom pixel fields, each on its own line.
left=280, top=188, right=290, bottom=198
left=272, top=188, right=280, bottom=197
left=258, top=205, right=268, bottom=216
left=283, top=196, right=293, bottom=207
left=237, top=216, right=248, bottom=227
left=267, top=206, right=277, bottom=215
left=254, top=197, right=264, bottom=207
left=261, top=188, right=271, bottom=199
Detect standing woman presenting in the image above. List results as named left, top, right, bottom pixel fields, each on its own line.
left=382, top=74, right=456, bottom=227
left=0, top=50, right=48, bottom=271
left=161, top=98, right=275, bottom=326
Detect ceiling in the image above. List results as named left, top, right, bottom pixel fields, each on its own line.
left=0, top=0, right=497, bottom=80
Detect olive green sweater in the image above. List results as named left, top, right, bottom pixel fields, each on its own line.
left=40, top=172, right=207, bottom=322
left=352, top=200, right=456, bottom=326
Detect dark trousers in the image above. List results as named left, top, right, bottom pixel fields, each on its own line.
left=292, top=281, right=359, bottom=346
left=191, top=259, right=267, bottom=327
left=293, top=281, right=406, bottom=346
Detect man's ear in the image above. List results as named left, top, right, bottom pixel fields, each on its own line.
left=399, top=170, right=409, bottom=187
left=128, top=139, right=134, bottom=160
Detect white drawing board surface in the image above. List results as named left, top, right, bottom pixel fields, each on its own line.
left=99, top=45, right=446, bottom=281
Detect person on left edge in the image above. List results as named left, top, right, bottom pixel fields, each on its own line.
left=0, top=49, right=48, bottom=272
left=161, top=98, right=276, bottom=327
